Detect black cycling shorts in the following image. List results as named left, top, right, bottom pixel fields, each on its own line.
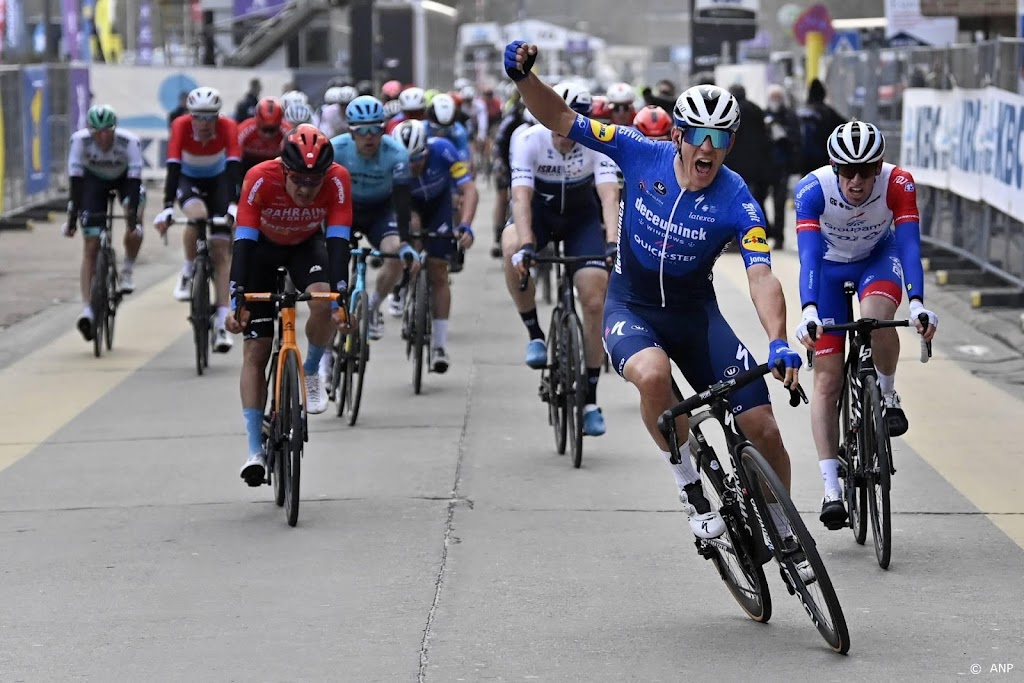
left=242, top=233, right=330, bottom=340
left=80, top=172, right=146, bottom=237
left=176, top=175, right=232, bottom=236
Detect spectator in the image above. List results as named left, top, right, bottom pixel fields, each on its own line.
left=234, top=78, right=262, bottom=122
left=724, top=84, right=772, bottom=214
left=796, top=78, right=846, bottom=175
left=167, top=91, right=189, bottom=128
left=763, top=84, right=802, bottom=250
left=641, top=78, right=675, bottom=111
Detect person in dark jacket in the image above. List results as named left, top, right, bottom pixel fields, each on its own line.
left=167, top=91, right=189, bottom=128
left=725, top=84, right=772, bottom=212
left=763, top=84, right=802, bottom=249
left=233, top=78, right=261, bottom=122
left=796, top=78, right=846, bottom=176
left=641, top=79, right=676, bottom=111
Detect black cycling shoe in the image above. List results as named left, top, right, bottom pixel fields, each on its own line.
left=885, top=407, right=909, bottom=437
left=77, top=315, right=94, bottom=342
left=820, top=495, right=848, bottom=530
left=490, top=244, right=502, bottom=259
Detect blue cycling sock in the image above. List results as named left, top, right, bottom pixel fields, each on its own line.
left=243, top=408, right=264, bottom=456
left=303, top=343, right=326, bottom=375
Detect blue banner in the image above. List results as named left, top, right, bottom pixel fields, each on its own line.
left=22, top=65, right=49, bottom=194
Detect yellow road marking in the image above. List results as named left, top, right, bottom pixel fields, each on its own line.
left=0, top=274, right=188, bottom=472
left=715, top=250, right=1024, bottom=547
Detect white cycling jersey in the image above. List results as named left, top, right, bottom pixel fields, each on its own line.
left=795, top=162, right=918, bottom=263
left=510, top=123, right=619, bottom=214
left=317, top=103, right=347, bottom=138
left=67, top=128, right=144, bottom=181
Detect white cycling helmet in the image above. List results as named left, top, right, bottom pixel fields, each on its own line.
left=391, top=119, right=429, bottom=158
left=827, top=121, right=885, bottom=164
left=382, top=99, right=403, bottom=119
left=398, top=87, right=426, bottom=112
left=284, top=102, right=314, bottom=126
left=280, top=90, right=309, bottom=110
left=672, top=85, right=741, bottom=132
left=553, top=81, right=592, bottom=115
left=323, top=86, right=345, bottom=105
left=453, top=77, right=471, bottom=91
left=336, top=85, right=358, bottom=106
left=460, top=85, right=476, bottom=102
left=606, top=82, right=634, bottom=105
left=428, top=93, right=457, bottom=127
left=187, top=86, right=222, bottom=114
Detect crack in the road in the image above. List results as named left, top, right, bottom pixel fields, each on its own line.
left=417, top=362, right=476, bottom=682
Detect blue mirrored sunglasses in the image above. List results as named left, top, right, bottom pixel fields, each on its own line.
left=352, top=124, right=383, bottom=136
left=192, top=113, right=218, bottom=122
left=681, top=127, right=733, bottom=149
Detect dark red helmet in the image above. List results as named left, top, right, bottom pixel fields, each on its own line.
left=281, top=124, right=334, bottom=174
left=634, top=105, right=672, bottom=138
left=591, top=95, right=612, bottom=123
left=255, top=97, right=284, bottom=127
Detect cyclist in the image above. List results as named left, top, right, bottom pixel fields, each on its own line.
left=385, top=86, right=427, bottom=134
left=330, top=95, right=419, bottom=341
left=426, top=93, right=471, bottom=162
left=793, top=121, right=938, bottom=529
left=489, top=95, right=527, bottom=258
left=391, top=120, right=478, bottom=372
left=154, top=86, right=240, bottom=353
left=280, top=89, right=309, bottom=112
left=319, top=85, right=357, bottom=138
left=63, top=104, right=145, bottom=341
left=284, top=102, right=314, bottom=127
left=591, top=96, right=612, bottom=125
left=226, top=124, right=353, bottom=485
left=503, top=81, right=620, bottom=438
left=505, top=42, right=805, bottom=545
left=633, top=105, right=672, bottom=141
left=606, top=82, right=637, bottom=127
left=238, top=97, right=290, bottom=176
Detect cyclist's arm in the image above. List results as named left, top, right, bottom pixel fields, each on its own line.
left=223, top=118, right=243, bottom=202
left=163, top=117, right=187, bottom=209
left=67, top=134, right=85, bottom=225
left=594, top=155, right=621, bottom=243
left=443, top=142, right=478, bottom=226
left=229, top=174, right=264, bottom=308
left=513, top=73, right=576, bottom=136
left=123, top=135, right=145, bottom=225
left=794, top=174, right=826, bottom=309
left=325, top=168, right=354, bottom=297
left=734, top=186, right=787, bottom=342
left=389, top=147, right=413, bottom=243
left=509, top=132, right=535, bottom=245
left=888, top=168, right=925, bottom=302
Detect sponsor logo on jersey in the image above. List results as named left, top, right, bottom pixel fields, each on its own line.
left=331, top=176, right=345, bottom=203
left=748, top=254, right=771, bottom=265
left=633, top=233, right=698, bottom=262
left=894, top=174, right=909, bottom=185
left=633, top=197, right=708, bottom=241
left=795, top=180, right=818, bottom=200
left=654, top=181, right=667, bottom=195
left=590, top=120, right=616, bottom=143
left=536, top=164, right=563, bottom=174
left=724, top=365, right=740, bottom=377
left=687, top=212, right=716, bottom=223
left=741, top=202, right=760, bottom=224
left=904, top=182, right=914, bottom=192
left=740, top=227, right=770, bottom=253
left=262, top=206, right=327, bottom=221
left=247, top=177, right=264, bottom=204
left=450, top=161, right=469, bottom=179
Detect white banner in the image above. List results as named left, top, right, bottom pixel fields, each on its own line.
left=900, top=86, right=1024, bottom=223
left=89, top=65, right=291, bottom=180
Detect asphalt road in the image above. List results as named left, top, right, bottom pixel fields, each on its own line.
left=0, top=185, right=1022, bottom=682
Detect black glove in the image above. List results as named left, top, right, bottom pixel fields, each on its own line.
left=604, top=241, right=618, bottom=267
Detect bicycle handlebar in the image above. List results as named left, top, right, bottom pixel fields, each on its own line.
left=232, top=288, right=343, bottom=306
left=805, top=313, right=933, bottom=368
left=656, top=360, right=807, bottom=439
left=516, top=252, right=607, bottom=291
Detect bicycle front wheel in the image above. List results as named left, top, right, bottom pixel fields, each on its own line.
left=545, top=312, right=567, bottom=455
left=281, top=350, right=303, bottom=527
left=841, top=374, right=868, bottom=544
left=412, top=268, right=429, bottom=395
left=741, top=447, right=850, bottom=654
left=862, top=376, right=893, bottom=569
left=348, top=290, right=370, bottom=426
left=104, top=254, right=117, bottom=351
left=191, top=258, right=211, bottom=375
left=563, top=313, right=585, bottom=469
left=90, top=250, right=109, bottom=358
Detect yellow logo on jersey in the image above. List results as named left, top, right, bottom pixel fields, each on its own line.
left=590, top=120, right=616, bottom=142
left=450, top=161, right=469, bottom=179
left=741, top=227, right=770, bottom=253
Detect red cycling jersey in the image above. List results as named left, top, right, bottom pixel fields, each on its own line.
left=166, top=114, right=241, bottom=178
left=237, top=160, right=353, bottom=246
left=237, top=117, right=291, bottom=162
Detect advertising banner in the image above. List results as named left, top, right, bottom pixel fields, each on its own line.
left=22, top=65, right=50, bottom=195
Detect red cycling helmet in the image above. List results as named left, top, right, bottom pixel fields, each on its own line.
left=591, top=95, right=612, bottom=123
left=281, top=124, right=334, bottom=174
left=255, top=97, right=284, bottom=127
left=634, top=105, right=672, bottom=138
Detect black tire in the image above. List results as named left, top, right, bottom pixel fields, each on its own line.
left=104, top=254, right=117, bottom=351
left=742, top=448, right=850, bottom=654
left=688, top=425, right=772, bottom=623
left=841, top=374, right=868, bottom=544
left=412, top=268, right=429, bottom=395
left=90, top=249, right=108, bottom=358
left=545, top=312, right=567, bottom=455
left=403, top=280, right=415, bottom=360
left=862, top=377, right=893, bottom=569
left=539, top=261, right=553, bottom=305
left=281, top=350, right=303, bottom=527
left=348, top=290, right=370, bottom=426
left=267, top=359, right=285, bottom=507
left=564, top=314, right=585, bottom=469
left=191, top=258, right=211, bottom=376
left=333, top=331, right=348, bottom=418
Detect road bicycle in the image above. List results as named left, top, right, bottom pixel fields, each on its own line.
left=87, top=191, right=128, bottom=358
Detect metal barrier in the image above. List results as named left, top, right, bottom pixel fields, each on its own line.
left=823, top=39, right=1024, bottom=290
left=0, top=63, right=74, bottom=224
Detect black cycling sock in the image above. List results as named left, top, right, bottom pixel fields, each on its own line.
left=519, top=309, right=544, bottom=341
left=586, top=367, right=601, bottom=405
left=392, top=284, right=402, bottom=298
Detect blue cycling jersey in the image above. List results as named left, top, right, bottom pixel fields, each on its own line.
left=330, top=133, right=411, bottom=205
left=411, top=137, right=472, bottom=203
left=428, top=121, right=471, bottom=162
left=566, top=116, right=771, bottom=308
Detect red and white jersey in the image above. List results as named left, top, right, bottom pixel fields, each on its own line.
left=237, top=160, right=352, bottom=246
left=166, top=114, right=241, bottom=178
left=237, top=117, right=290, bottom=162
left=795, top=162, right=919, bottom=263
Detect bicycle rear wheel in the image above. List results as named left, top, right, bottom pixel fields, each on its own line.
left=333, top=330, right=349, bottom=418
left=348, top=290, right=370, bottom=426
left=862, top=376, right=892, bottom=569
left=281, top=350, right=303, bottom=527
left=104, top=254, right=117, bottom=351
left=412, top=268, right=429, bottom=395
left=191, top=258, right=211, bottom=376
left=545, top=312, right=567, bottom=455
left=742, top=447, right=850, bottom=654
left=688, top=424, right=772, bottom=623
left=90, top=250, right=109, bottom=358
left=841, top=375, right=868, bottom=544
left=564, top=314, right=585, bottom=468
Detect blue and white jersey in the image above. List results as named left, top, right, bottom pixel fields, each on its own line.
left=411, top=137, right=472, bottom=204
left=330, top=132, right=412, bottom=205
left=428, top=121, right=471, bottom=162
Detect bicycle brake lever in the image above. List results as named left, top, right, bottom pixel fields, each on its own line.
left=789, top=384, right=808, bottom=407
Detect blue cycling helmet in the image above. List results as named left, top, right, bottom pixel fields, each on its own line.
left=346, top=95, right=385, bottom=124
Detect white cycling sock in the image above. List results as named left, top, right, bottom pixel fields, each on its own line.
left=661, top=446, right=699, bottom=489
left=819, top=458, right=842, bottom=499
left=82, top=304, right=93, bottom=318
left=181, top=259, right=195, bottom=277
left=216, top=306, right=229, bottom=328
left=877, top=371, right=895, bottom=397
left=368, top=291, right=382, bottom=313
left=432, top=319, right=448, bottom=348
left=122, top=258, right=134, bottom=272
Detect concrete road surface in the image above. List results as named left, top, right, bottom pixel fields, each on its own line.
left=0, top=185, right=1022, bottom=682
